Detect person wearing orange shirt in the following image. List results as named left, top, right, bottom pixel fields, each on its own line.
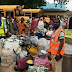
left=18, top=18, right=29, bottom=35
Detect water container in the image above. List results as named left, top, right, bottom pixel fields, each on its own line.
left=62, top=49, right=72, bottom=72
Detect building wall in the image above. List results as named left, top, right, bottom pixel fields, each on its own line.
left=43, top=11, right=72, bottom=18
left=65, top=11, right=72, bottom=18
left=43, top=12, right=66, bottom=18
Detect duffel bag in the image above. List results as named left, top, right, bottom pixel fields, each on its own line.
left=26, top=44, right=38, bottom=54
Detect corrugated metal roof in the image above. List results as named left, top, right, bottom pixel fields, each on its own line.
left=40, top=3, right=66, bottom=11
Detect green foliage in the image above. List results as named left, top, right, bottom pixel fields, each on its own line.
left=0, top=0, right=46, bottom=8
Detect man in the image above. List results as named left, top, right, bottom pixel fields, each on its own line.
left=13, top=18, right=18, bottom=35
left=0, top=17, right=5, bottom=38
left=50, top=19, right=65, bottom=72
left=18, top=17, right=29, bottom=35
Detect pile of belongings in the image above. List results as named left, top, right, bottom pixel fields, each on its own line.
left=36, top=27, right=47, bottom=36
left=17, top=34, right=31, bottom=46
left=0, top=33, right=52, bottom=72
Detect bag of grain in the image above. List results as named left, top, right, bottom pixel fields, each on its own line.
left=1, top=48, right=13, bottom=72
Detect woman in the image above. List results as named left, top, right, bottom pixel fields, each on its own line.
left=31, top=17, right=37, bottom=31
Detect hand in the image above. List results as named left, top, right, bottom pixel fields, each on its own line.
left=56, top=55, right=61, bottom=61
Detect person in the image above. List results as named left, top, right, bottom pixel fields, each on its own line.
left=52, top=17, right=55, bottom=22
left=44, top=21, right=49, bottom=29
left=37, top=18, right=44, bottom=28
left=12, top=17, right=14, bottom=25
left=69, top=17, right=72, bottom=29
left=0, top=17, right=5, bottom=38
left=57, top=16, right=63, bottom=28
left=26, top=17, right=32, bottom=36
left=49, top=19, right=65, bottom=72
left=64, top=19, right=68, bottom=29
left=37, top=17, right=40, bottom=25
left=18, top=17, right=29, bottom=35
left=5, top=17, right=10, bottom=37
left=49, top=18, right=53, bottom=30
left=13, top=18, right=18, bottom=35
left=29, top=16, right=32, bottom=24
left=31, top=17, right=37, bottom=31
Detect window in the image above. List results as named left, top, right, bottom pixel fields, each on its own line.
left=0, top=11, right=4, bottom=16
left=25, top=12, right=31, bottom=17
left=15, top=9, right=20, bottom=16
left=32, top=13, right=38, bottom=17
left=20, top=11, right=24, bottom=16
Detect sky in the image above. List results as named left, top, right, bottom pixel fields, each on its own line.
left=46, top=0, right=72, bottom=11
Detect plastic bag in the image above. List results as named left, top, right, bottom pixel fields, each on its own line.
left=4, top=40, right=21, bottom=54
left=31, top=36, right=39, bottom=45
left=17, top=57, right=27, bottom=69
left=37, top=38, right=49, bottom=51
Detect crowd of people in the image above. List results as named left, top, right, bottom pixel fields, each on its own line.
left=12, top=17, right=49, bottom=37
left=0, top=15, right=71, bottom=39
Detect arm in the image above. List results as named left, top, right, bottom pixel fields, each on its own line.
left=24, top=22, right=30, bottom=32
left=56, top=32, right=65, bottom=61
left=57, top=39, right=64, bottom=54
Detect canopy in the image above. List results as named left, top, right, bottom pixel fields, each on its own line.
left=22, top=9, right=41, bottom=13
left=0, top=5, right=20, bottom=11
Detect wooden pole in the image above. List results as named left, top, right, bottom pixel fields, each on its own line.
left=9, top=11, right=13, bottom=34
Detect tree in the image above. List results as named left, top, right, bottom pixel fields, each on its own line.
left=54, top=0, right=70, bottom=8
left=0, top=0, right=46, bottom=9
left=54, top=0, right=70, bottom=4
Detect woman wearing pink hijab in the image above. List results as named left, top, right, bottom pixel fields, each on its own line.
left=31, top=17, right=37, bottom=31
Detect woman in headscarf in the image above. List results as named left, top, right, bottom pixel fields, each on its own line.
left=18, top=18, right=29, bottom=35
left=31, top=17, right=37, bottom=31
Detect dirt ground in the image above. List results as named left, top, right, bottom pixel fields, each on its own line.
left=0, top=63, right=52, bottom=72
